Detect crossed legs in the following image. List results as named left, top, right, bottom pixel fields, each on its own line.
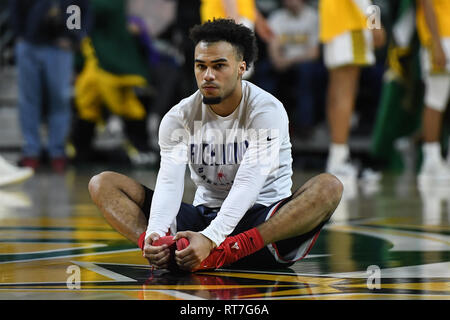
left=88, top=172, right=343, bottom=261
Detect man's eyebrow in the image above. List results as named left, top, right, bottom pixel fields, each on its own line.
left=194, top=58, right=228, bottom=63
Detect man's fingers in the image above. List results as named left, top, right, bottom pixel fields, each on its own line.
left=174, top=244, right=192, bottom=259
left=175, top=250, right=194, bottom=264
left=144, top=243, right=167, bottom=255
left=174, top=231, right=191, bottom=241
left=145, top=247, right=171, bottom=269
left=153, top=250, right=170, bottom=266
left=175, top=249, right=203, bottom=271
left=152, top=248, right=170, bottom=261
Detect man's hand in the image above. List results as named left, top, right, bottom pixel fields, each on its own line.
left=142, top=233, right=171, bottom=269
left=174, top=231, right=216, bottom=271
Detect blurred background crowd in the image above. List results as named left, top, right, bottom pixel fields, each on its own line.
left=0, top=0, right=449, bottom=188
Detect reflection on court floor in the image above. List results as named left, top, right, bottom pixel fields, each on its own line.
left=0, top=167, right=449, bottom=300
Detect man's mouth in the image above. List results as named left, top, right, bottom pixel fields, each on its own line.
left=203, top=87, right=217, bottom=91
left=202, top=83, right=219, bottom=90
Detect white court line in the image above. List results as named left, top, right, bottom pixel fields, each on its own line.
left=70, top=261, right=137, bottom=282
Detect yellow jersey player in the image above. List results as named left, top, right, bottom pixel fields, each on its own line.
left=319, top=0, right=385, bottom=184
left=416, top=0, right=450, bottom=185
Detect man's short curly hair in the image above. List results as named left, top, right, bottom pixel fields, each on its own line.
left=189, top=18, right=258, bottom=70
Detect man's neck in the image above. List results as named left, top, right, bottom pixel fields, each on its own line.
left=208, top=82, right=243, bottom=117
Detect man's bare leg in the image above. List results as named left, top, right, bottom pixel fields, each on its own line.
left=422, top=106, right=443, bottom=143
left=88, top=171, right=148, bottom=244
left=326, top=66, right=360, bottom=144
left=258, top=173, right=343, bottom=245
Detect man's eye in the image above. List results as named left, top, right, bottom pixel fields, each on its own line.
left=215, top=64, right=225, bottom=69
left=196, top=64, right=206, bottom=70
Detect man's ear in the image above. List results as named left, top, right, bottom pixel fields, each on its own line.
left=238, top=61, right=247, bottom=76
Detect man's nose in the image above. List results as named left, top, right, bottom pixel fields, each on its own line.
left=204, top=67, right=215, bottom=81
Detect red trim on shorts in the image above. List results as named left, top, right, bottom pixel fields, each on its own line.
left=268, top=198, right=322, bottom=263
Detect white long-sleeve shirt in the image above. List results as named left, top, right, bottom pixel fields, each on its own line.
left=145, top=80, right=293, bottom=246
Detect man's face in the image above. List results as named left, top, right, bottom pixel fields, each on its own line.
left=194, top=40, right=246, bottom=105
left=283, top=0, right=303, bottom=13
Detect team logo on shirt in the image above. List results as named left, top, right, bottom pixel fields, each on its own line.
left=190, top=140, right=249, bottom=166
left=217, top=169, right=227, bottom=183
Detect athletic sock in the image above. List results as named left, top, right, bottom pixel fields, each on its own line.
left=230, top=227, right=265, bottom=260
left=328, top=143, right=349, bottom=166
left=194, top=227, right=265, bottom=271
left=422, top=142, right=441, bottom=166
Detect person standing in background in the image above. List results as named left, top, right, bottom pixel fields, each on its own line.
left=265, top=0, right=319, bottom=139
left=319, top=0, right=385, bottom=183
left=416, top=0, right=450, bottom=185
left=9, top=0, right=91, bottom=173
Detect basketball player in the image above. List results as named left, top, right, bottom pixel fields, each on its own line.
left=319, top=0, right=385, bottom=183
left=89, top=19, right=343, bottom=272
left=416, top=0, right=450, bottom=184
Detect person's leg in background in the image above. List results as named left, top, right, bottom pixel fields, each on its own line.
left=325, top=64, right=361, bottom=176
left=323, top=28, right=379, bottom=184
left=43, top=45, right=74, bottom=172
left=418, top=73, right=450, bottom=184
left=16, top=40, right=43, bottom=170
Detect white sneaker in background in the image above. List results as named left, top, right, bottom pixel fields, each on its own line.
left=360, top=168, right=382, bottom=183
left=0, top=156, right=34, bottom=187
left=326, top=160, right=358, bottom=186
left=418, top=159, right=450, bottom=187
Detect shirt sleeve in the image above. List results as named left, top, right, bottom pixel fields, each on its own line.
left=200, top=103, right=287, bottom=246
left=145, top=110, right=188, bottom=240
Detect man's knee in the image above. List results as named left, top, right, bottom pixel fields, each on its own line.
left=88, top=171, right=117, bottom=200
left=316, top=173, right=343, bottom=218
left=316, top=172, right=343, bottom=198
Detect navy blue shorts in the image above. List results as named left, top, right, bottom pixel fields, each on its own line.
left=142, top=185, right=324, bottom=269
